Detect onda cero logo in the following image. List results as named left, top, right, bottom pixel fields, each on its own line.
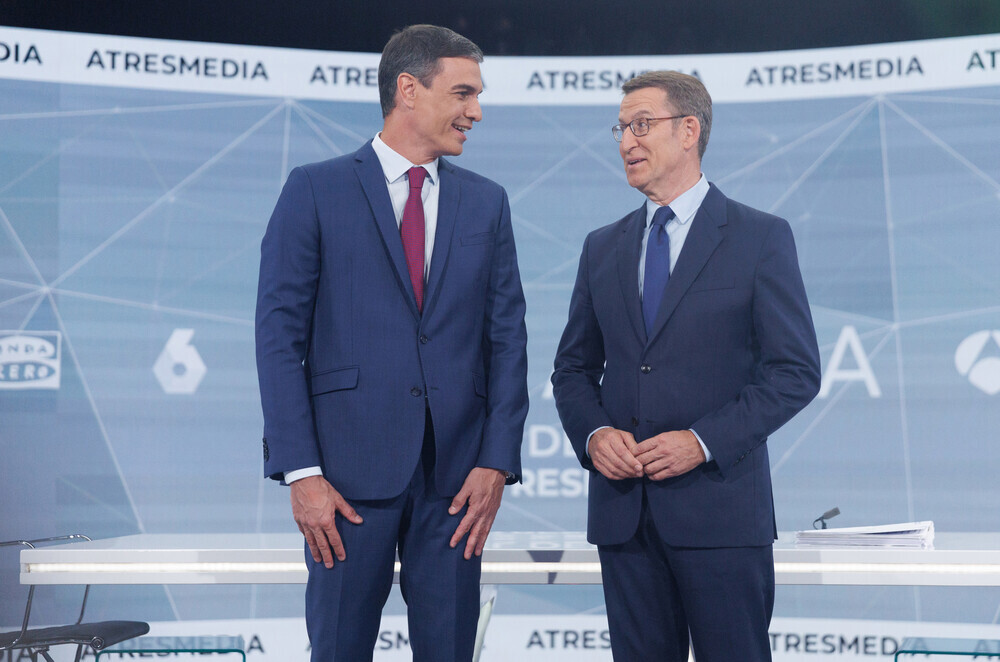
left=0, top=331, right=62, bottom=389
left=955, top=330, right=1000, bottom=396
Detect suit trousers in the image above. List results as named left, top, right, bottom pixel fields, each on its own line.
left=305, top=411, right=481, bottom=662
left=597, top=484, right=774, bottom=662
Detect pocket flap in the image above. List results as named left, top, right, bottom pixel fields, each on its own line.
left=310, top=366, right=360, bottom=395
left=461, top=231, right=495, bottom=246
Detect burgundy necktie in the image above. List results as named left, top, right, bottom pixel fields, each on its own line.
left=401, top=166, right=427, bottom=311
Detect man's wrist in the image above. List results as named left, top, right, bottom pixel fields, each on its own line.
left=689, top=429, right=712, bottom=463
left=479, top=466, right=517, bottom=484
left=284, top=466, right=323, bottom=484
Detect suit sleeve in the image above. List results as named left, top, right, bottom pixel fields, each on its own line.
left=691, top=218, right=821, bottom=474
left=475, top=188, right=529, bottom=480
left=551, top=234, right=614, bottom=470
left=255, top=167, right=324, bottom=482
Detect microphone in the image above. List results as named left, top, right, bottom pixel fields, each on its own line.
left=812, top=506, right=840, bottom=530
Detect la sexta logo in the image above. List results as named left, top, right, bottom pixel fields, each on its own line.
left=0, top=331, right=62, bottom=389
left=153, top=329, right=206, bottom=394
left=955, top=330, right=1000, bottom=396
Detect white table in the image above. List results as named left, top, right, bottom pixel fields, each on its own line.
left=19, top=532, right=1000, bottom=587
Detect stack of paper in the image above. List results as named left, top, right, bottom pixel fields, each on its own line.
left=795, top=521, right=934, bottom=548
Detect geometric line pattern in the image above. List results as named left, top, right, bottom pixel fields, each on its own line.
left=3, top=78, right=1000, bottom=628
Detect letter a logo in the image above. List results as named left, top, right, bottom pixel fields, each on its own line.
left=818, top=325, right=881, bottom=398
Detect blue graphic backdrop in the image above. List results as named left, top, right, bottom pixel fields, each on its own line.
left=2, top=66, right=1000, bottom=633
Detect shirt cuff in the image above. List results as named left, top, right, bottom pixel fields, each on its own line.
left=585, top=426, right=611, bottom=458
left=284, top=466, right=323, bottom=484
left=689, top=429, right=713, bottom=463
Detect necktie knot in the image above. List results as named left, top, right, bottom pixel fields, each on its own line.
left=408, top=166, right=427, bottom=191
left=651, top=205, right=674, bottom=230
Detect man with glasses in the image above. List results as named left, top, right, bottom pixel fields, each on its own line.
left=552, top=71, right=820, bottom=661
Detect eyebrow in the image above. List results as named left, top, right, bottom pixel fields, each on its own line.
left=617, top=111, right=653, bottom=123
left=451, top=84, right=482, bottom=94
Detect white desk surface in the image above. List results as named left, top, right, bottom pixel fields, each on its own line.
left=20, top=532, right=1000, bottom=587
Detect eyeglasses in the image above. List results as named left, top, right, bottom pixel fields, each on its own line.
left=612, top=115, right=688, bottom=142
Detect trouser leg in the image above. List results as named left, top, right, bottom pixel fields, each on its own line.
left=398, top=415, right=481, bottom=662
left=669, top=542, right=774, bottom=662
left=305, top=493, right=405, bottom=661
left=597, top=492, right=690, bottom=662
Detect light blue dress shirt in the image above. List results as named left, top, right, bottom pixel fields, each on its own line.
left=588, top=174, right=714, bottom=463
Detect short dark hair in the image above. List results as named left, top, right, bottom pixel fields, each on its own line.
left=622, top=71, right=713, bottom=159
left=378, top=25, right=484, bottom=118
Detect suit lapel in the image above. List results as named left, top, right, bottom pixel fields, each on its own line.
left=424, top=159, right=459, bottom=318
left=647, top=184, right=728, bottom=345
left=353, top=142, right=419, bottom=319
left=616, top=204, right=648, bottom=345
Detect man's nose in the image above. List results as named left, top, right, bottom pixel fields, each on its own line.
left=467, top=97, right=483, bottom=122
left=620, top=126, right=638, bottom=152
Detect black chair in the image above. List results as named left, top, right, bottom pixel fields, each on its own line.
left=1, top=535, right=150, bottom=662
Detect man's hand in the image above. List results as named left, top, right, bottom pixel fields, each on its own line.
left=633, top=430, right=706, bottom=480
left=448, top=467, right=506, bottom=560
left=290, top=475, right=363, bottom=568
left=588, top=427, right=643, bottom=480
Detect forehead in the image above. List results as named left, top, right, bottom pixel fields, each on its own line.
left=429, top=57, right=483, bottom=91
left=619, top=87, right=671, bottom=120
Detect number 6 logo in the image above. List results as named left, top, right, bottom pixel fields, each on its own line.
left=153, top=329, right=207, bottom=394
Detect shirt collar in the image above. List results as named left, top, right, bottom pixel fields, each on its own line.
left=645, top=174, right=709, bottom=227
left=372, top=133, right=439, bottom=185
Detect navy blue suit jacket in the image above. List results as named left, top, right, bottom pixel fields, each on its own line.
left=256, top=141, right=528, bottom=500
left=552, top=184, right=820, bottom=547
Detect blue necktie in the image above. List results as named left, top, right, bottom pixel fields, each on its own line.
left=642, top=205, right=674, bottom=337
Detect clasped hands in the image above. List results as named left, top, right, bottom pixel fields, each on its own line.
left=588, top=427, right=706, bottom=481
left=290, top=467, right=505, bottom=569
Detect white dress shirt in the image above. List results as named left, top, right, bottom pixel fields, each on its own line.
left=285, top=135, right=440, bottom=485
left=370, top=132, right=440, bottom=277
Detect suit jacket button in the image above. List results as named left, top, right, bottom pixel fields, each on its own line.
left=410, top=387, right=422, bottom=397
left=419, top=335, right=429, bottom=344
left=640, top=364, right=651, bottom=374
left=631, top=417, right=639, bottom=426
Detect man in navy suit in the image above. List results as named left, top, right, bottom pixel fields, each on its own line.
left=552, top=71, right=821, bottom=661
left=255, top=25, right=527, bottom=662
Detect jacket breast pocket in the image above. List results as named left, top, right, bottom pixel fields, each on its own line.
left=461, top=231, right=495, bottom=246
left=309, top=366, right=359, bottom=396
left=688, top=277, right=735, bottom=294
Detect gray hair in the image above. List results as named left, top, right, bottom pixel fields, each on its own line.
left=623, top=71, right=712, bottom=159
left=378, top=24, right=484, bottom=118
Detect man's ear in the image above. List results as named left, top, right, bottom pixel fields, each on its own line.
left=682, top=116, right=701, bottom=152
left=396, top=72, right=418, bottom=110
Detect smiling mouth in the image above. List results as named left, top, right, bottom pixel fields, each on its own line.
left=626, top=157, right=645, bottom=166
left=453, top=124, right=470, bottom=133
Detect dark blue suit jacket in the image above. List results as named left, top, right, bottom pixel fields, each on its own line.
left=552, top=184, right=820, bottom=547
left=256, top=141, right=528, bottom=500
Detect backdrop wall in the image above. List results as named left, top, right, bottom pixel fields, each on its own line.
left=2, top=26, right=1000, bottom=660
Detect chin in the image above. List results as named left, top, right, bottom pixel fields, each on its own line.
left=625, top=174, right=646, bottom=190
